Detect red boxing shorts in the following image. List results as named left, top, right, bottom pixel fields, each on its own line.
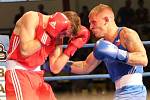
left=5, top=69, right=56, bottom=100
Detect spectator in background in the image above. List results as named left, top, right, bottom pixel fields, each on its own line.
left=134, top=0, right=149, bottom=41
left=136, top=0, right=149, bottom=24
left=14, top=6, right=25, bottom=24
left=79, top=5, right=90, bottom=28
left=37, top=4, right=48, bottom=15
left=116, top=0, right=135, bottom=28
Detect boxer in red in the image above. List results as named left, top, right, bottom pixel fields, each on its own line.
left=5, top=11, right=90, bottom=100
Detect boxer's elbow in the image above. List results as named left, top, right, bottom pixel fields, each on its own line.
left=140, top=53, right=148, bottom=67
left=143, top=56, right=148, bottom=67
left=20, top=42, right=40, bottom=57
left=50, top=65, right=62, bottom=74
left=51, top=70, right=60, bottom=74
left=51, top=69, right=60, bottom=74
left=20, top=48, right=30, bottom=57
left=128, top=52, right=148, bottom=67
left=20, top=45, right=32, bottom=57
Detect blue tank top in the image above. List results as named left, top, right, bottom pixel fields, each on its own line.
left=103, top=27, right=143, bottom=82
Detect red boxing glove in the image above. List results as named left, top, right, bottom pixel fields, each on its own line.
left=64, top=26, right=90, bottom=57
left=36, top=25, right=51, bottom=46
left=45, top=12, right=71, bottom=38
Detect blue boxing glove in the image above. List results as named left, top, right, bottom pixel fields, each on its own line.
left=93, top=39, right=128, bottom=63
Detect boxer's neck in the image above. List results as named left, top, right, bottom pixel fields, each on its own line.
left=104, top=25, right=118, bottom=43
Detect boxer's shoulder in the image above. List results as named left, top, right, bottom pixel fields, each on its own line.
left=25, top=11, right=38, bottom=21
left=16, top=11, right=38, bottom=27
left=119, top=27, right=138, bottom=42
left=13, top=11, right=39, bottom=35
left=121, top=27, right=137, bottom=37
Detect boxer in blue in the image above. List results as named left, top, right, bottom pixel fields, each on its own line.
left=64, top=4, right=148, bottom=100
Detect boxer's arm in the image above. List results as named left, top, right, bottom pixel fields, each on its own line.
left=49, top=27, right=90, bottom=74
left=122, top=28, right=148, bottom=67
left=18, top=11, right=42, bottom=57
left=70, top=52, right=101, bottom=74
left=49, top=49, right=70, bottom=74
left=49, top=37, right=64, bottom=65
left=49, top=37, right=70, bottom=74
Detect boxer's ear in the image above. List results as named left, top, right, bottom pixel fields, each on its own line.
left=104, top=16, right=109, bottom=25
left=104, top=16, right=109, bottom=22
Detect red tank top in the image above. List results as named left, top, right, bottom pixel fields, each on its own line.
left=7, top=13, right=56, bottom=69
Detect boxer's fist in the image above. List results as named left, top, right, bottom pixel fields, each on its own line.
left=45, top=12, right=71, bottom=38
left=93, top=39, right=128, bottom=63
left=64, top=26, right=90, bottom=57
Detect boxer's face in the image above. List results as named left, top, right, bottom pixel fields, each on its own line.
left=89, top=13, right=107, bottom=39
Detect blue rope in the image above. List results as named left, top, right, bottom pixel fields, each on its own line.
left=142, top=41, right=150, bottom=45
left=44, top=72, right=150, bottom=81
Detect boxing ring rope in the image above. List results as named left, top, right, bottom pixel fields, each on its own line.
left=44, top=41, right=150, bottom=81
left=44, top=72, right=150, bottom=81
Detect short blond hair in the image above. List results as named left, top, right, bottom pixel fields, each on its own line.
left=89, top=4, right=114, bottom=18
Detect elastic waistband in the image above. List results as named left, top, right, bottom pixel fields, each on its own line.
left=6, top=60, right=41, bottom=71
left=115, top=73, right=143, bottom=90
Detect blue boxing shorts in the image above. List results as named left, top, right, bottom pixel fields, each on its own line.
left=114, top=85, right=147, bottom=100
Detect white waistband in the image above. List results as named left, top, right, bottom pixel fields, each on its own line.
left=115, top=73, right=143, bottom=90
left=6, top=60, right=41, bottom=71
